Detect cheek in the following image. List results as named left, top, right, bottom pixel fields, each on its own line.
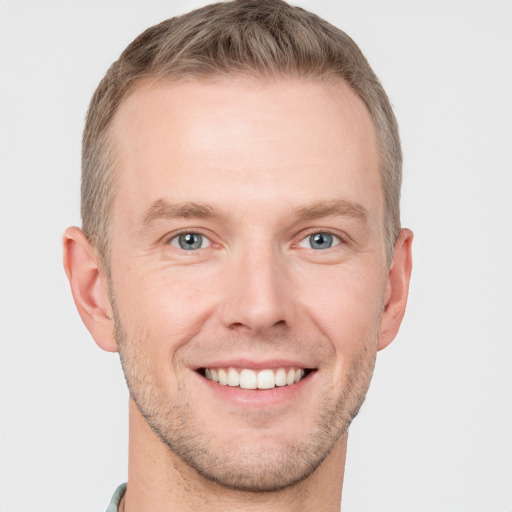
left=112, top=265, right=218, bottom=350
left=297, top=263, right=386, bottom=351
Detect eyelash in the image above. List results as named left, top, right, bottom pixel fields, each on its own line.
left=296, top=231, right=343, bottom=250
left=168, top=231, right=212, bottom=251
left=166, top=229, right=345, bottom=252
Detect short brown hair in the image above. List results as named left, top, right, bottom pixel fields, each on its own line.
left=82, top=0, right=402, bottom=269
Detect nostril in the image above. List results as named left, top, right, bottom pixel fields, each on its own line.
left=228, top=319, right=287, bottom=334
left=228, top=322, right=253, bottom=334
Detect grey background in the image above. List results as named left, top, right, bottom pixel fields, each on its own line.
left=0, top=1, right=511, bottom=510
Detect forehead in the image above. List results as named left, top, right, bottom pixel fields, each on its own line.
left=110, top=76, right=381, bottom=223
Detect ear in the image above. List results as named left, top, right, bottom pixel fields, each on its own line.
left=378, top=228, right=413, bottom=351
left=63, top=227, right=117, bottom=352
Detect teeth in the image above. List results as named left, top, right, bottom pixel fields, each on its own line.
left=275, top=368, right=287, bottom=387
left=227, top=367, right=240, bottom=387
left=218, top=368, right=228, bottom=385
left=203, top=366, right=308, bottom=389
left=239, top=369, right=257, bottom=389
left=257, top=369, right=275, bottom=389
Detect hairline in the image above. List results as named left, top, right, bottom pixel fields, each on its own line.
left=94, top=71, right=397, bottom=273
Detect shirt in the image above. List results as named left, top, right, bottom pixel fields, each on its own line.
left=106, top=483, right=127, bottom=512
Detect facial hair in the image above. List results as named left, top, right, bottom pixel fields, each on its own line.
left=112, top=294, right=379, bottom=493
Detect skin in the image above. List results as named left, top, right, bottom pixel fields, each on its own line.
left=63, top=77, right=412, bottom=511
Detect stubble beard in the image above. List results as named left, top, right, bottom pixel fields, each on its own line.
left=113, top=302, right=378, bottom=493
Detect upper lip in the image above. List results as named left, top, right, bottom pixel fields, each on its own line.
left=192, top=358, right=316, bottom=371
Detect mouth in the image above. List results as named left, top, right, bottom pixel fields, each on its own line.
left=197, top=366, right=315, bottom=390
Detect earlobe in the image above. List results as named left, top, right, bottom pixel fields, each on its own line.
left=378, top=228, right=413, bottom=351
left=63, top=227, right=118, bottom=352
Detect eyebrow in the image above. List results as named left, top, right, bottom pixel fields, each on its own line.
left=295, top=199, right=369, bottom=224
left=142, top=198, right=369, bottom=227
left=142, top=199, right=217, bottom=226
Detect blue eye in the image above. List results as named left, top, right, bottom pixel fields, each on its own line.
left=299, top=232, right=340, bottom=250
left=170, top=233, right=210, bottom=250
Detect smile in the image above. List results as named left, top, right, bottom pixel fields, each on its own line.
left=199, top=367, right=312, bottom=390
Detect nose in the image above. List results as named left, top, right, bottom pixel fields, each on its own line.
left=218, top=244, right=293, bottom=335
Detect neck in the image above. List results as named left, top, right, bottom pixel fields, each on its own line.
left=122, top=399, right=347, bottom=512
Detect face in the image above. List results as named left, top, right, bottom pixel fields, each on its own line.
left=109, top=77, right=388, bottom=491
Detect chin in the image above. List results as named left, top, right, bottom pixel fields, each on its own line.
left=159, top=430, right=340, bottom=493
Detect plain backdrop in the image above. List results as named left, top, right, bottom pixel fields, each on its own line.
left=0, top=1, right=511, bottom=511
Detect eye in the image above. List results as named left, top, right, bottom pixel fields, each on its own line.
left=298, top=232, right=341, bottom=250
left=170, top=232, right=211, bottom=251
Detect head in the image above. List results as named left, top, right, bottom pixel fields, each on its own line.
left=65, top=0, right=412, bottom=496
left=81, top=0, right=402, bottom=273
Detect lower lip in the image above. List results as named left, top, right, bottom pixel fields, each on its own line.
left=196, top=371, right=315, bottom=408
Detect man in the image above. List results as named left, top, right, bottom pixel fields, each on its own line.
left=63, top=0, right=412, bottom=510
